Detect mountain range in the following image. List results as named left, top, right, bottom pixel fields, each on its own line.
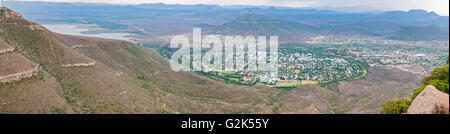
left=213, top=13, right=317, bottom=42
left=386, top=25, right=449, bottom=41
left=3, top=1, right=449, bottom=43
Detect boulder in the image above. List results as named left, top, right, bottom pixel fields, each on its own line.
left=407, top=85, right=449, bottom=114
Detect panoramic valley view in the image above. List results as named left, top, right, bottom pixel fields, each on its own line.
left=0, top=0, right=448, bottom=114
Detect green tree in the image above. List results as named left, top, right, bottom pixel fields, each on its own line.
left=380, top=99, right=412, bottom=114
left=414, top=65, right=449, bottom=100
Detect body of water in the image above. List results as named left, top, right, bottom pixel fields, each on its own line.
left=43, top=24, right=135, bottom=42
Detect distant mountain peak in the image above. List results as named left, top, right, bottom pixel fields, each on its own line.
left=382, top=9, right=441, bottom=17
left=408, top=9, right=429, bottom=13
left=428, top=11, right=439, bottom=16
left=408, top=9, right=440, bottom=16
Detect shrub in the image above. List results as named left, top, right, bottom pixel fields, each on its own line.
left=422, top=65, right=449, bottom=85
left=411, top=85, right=426, bottom=100
left=412, top=79, right=449, bottom=100
left=416, top=65, right=449, bottom=99
left=380, top=99, right=412, bottom=114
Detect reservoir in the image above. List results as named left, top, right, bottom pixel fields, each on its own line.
left=42, top=24, right=135, bottom=43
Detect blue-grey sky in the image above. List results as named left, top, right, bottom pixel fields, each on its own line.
left=7, top=0, right=450, bottom=16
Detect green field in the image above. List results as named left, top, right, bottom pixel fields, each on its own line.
left=276, top=82, right=299, bottom=88
left=300, top=80, right=319, bottom=85
left=228, top=78, right=240, bottom=82
left=214, top=70, right=235, bottom=75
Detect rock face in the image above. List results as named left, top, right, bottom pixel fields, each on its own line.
left=0, top=53, right=40, bottom=83
left=61, top=61, right=96, bottom=68
left=0, top=65, right=39, bottom=83
left=0, top=39, right=14, bottom=54
left=407, top=85, right=449, bottom=114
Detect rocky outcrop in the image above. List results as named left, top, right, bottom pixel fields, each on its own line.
left=0, top=39, right=14, bottom=54
left=0, top=53, right=40, bottom=83
left=61, top=61, right=96, bottom=68
left=0, top=38, right=40, bottom=83
left=0, top=45, right=14, bottom=54
left=71, top=45, right=84, bottom=49
left=28, top=25, right=45, bottom=31
left=0, top=65, right=39, bottom=83
left=0, top=46, right=13, bottom=54
left=407, top=85, right=449, bottom=114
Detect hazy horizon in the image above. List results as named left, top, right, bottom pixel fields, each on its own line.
left=5, top=0, right=450, bottom=16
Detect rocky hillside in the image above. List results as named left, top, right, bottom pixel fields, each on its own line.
left=0, top=7, right=275, bottom=113
left=0, top=8, right=284, bottom=113
left=0, top=8, right=422, bottom=114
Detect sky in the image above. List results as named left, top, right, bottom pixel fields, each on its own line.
left=6, top=0, right=450, bottom=16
